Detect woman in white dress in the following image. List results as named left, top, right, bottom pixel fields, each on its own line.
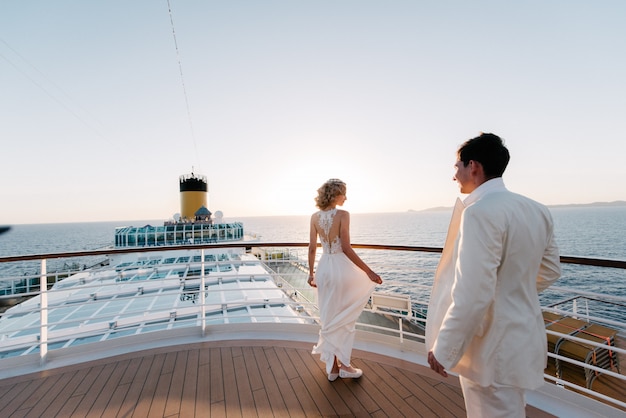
left=308, top=179, right=383, bottom=381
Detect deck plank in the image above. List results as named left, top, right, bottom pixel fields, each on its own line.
left=101, top=381, right=131, bottom=418
left=2, top=374, right=48, bottom=416
left=0, top=339, right=598, bottom=418
left=366, top=358, right=426, bottom=416
left=0, top=377, right=29, bottom=406
left=119, top=355, right=143, bottom=385
left=75, top=363, right=118, bottom=417
left=294, top=344, right=349, bottom=416
left=89, top=359, right=132, bottom=417
left=55, top=385, right=87, bottom=417
left=117, top=355, right=155, bottom=417
left=208, top=346, right=223, bottom=406
left=382, top=363, right=444, bottom=418
left=300, top=351, right=371, bottom=416
left=195, top=361, right=211, bottom=417
left=178, top=349, right=198, bottom=418
left=131, top=353, right=166, bottom=418
left=233, top=346, right=258, bottom=417
left=403, top=371, right=465, bottom=417
left=147, top=360, right=173, bottom=418
left=221, top=346, right=243, bottom=418
left=348, top=360, right=405, bottom=416
left=252, top=346, right=289, bottom=417
left=21, top=372, right=63, bottom=413
left=241, top=346, right=263, bottom=392
left=264, top=346, right=306, bottom=417
left=44, top=367, right=92, bottom=417
left=162, top=350, right=188, bottom=417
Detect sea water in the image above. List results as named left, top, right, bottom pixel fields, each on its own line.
left=1, top=207, right=625, bottom=309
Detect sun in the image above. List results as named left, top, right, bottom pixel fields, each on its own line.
left=264, top=158, right=378, bottom=216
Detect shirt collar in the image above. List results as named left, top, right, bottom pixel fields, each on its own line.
left=463, top=177, right=507, bottom=206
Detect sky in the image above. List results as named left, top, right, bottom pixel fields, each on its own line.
left=1, top=1, right=625, bottom=225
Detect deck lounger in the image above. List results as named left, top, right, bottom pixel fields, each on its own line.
left=371, top=292, right=412, bottom=343
left=555, top=323, right=620, bottom=389
left=544, top=314, right=587, bottom=359
left=543, top=311, right=565, bottom=366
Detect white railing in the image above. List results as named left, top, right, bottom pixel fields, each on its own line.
left=1, top=244, right=625, bottom=411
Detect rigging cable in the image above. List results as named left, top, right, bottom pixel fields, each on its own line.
left=167, top=0, right=201, bottom=171
left=0, top=37, right=108, bottom=141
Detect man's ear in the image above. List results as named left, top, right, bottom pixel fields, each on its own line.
left=469, top=160, right=485, bottom=179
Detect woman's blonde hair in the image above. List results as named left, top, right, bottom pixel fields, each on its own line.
left=315, top=178, right=347, bottom=210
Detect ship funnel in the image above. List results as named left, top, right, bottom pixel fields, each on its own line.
left=179, top=173, right=208, bottom=221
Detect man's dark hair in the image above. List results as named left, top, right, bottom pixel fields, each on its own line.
left=458, top=133, right=510, bottom=179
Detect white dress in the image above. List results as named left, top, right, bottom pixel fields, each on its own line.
left=311, top=208, right=377, bottom=373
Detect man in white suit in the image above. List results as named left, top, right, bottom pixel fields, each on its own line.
left=426, top=133, right=561, bottom=418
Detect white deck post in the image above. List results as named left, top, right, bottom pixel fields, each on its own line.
left=201, top=249, right=206, bottom=336
left=39, top=259, right=48, bottom=365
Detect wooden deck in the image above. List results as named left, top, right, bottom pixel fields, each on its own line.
left=0, top=340, right=556, bottom=418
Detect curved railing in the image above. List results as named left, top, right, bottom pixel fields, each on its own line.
left=3, top=241, right=626, bottom=266
left=0, top=243, right=625, bottom=411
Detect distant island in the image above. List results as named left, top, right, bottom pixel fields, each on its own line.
left=412, top=200, right=626, bottom=212
left=546, top=201, right=626, bottom=209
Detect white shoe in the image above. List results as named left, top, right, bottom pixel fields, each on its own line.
left=328, top=372, right=339, bottom=381
left=339, top=367, right=363, bottom=379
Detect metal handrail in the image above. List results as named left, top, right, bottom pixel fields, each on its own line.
left=2, top=242, right=626, bottom=269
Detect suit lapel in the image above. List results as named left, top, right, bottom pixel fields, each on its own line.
left=425, top=198, right=465, bottom=350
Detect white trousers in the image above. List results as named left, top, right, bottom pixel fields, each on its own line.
left=459, top=376, right=526, bottom=418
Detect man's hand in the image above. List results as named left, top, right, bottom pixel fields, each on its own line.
left=427, top=351, right=448, bottom=377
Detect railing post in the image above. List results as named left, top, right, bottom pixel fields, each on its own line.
left=201, top=249, right=206, bottom=336
left=40, top=259, right=48, bottom=366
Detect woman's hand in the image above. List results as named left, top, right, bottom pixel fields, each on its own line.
left=367, top=271, right=382, bottom=284
left=307, top=275, right=317, bottom=287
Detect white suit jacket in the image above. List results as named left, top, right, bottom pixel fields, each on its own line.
left=426, top=178, right=561, bottom=389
